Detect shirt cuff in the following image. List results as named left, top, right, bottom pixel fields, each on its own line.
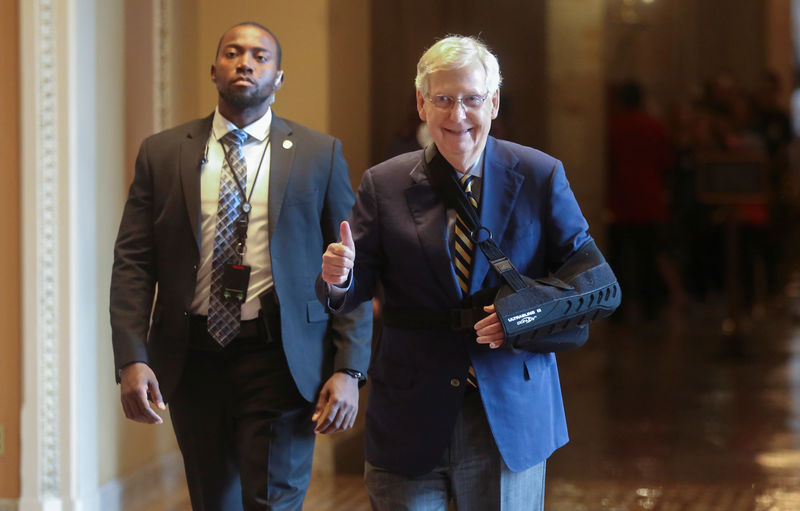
left=326, top=271, right=352, bottom=309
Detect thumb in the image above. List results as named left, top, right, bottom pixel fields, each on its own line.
left=148, top=377, right=166, bottom=410
left=339, top=221, right=354, bottom=251
left=312, top=389, right=328, bottom=421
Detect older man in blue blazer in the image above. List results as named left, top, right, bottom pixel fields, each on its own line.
left=319, top=35, right=595, bottom=510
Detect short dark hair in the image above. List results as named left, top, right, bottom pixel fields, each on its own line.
left=215, top=21, right=282, bottom=68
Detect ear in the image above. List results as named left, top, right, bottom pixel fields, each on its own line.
left=490, top=89, right=500, bottom=120
left=210, top=64, right=216, bottom=83
left=273, top=70, right=284, bottom=90
left=416, top=90, right=427, bottom=122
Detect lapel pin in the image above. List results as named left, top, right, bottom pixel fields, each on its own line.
left=282, top=139, right=293, bottom=149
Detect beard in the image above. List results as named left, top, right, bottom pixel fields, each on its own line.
left=217, top=81, right=275, bottom=110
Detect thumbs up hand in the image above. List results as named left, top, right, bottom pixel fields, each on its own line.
left=321, top=221, right=356, bottom=286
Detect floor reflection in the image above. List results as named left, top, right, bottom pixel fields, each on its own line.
left=547, top=294, right=800, bottom=510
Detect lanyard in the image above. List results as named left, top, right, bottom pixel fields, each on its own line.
left=219, top=135, right=271, bottom=214
left=218, top=135, right=271, bottom=258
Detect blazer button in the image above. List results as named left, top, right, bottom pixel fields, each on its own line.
left=450, top=378, right=461, bottom=388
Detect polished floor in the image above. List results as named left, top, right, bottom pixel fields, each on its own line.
left=150, top=289, right=800, bottom=510
left=545, top=299, right=800, bottom=511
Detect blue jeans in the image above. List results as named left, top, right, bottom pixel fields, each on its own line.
left=364, top=388, right=546, bottom=511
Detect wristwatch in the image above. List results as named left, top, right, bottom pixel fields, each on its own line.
left=336, top=368, right=366, bottom=383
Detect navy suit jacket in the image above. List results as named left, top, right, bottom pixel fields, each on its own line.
left=318, top=137, right=592, bottom=476
left=111, top=113, right=372, bottom=403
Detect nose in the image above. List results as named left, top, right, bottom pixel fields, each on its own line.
left=449, top=101, right=467, bottom=121
left=237, top=52, right=253, bottom=72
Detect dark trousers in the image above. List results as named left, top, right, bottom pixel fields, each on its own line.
left=169, top=318, right=315, bottom=511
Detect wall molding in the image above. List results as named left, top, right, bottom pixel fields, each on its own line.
left=20, top=0, right=63, bottom=504
left=152, top=0, right=172, bottom=132
left=34, top=0, right=61, bottom=499
left=98, top=451, right=187, bottom=511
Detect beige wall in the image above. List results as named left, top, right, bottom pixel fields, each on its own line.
left=0, top=0, right=20, bottom=499
left=369, top=0, right=547, bottom=166
left=547, top=0, right=606, bottom=232
left=605, top=0, right=770, bottom=108
left=99, top=0, right=180, bottom=485
left=330, top=0, right=372, bottom=188
left=766, top=0, right=793, bottom=109
left=172, top=1, right=332, bottom=130
left=170, top=0, right=371, bottom=187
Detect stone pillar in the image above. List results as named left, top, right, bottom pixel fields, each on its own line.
left=545, top=0, right=606, bottom=236
left=18, top=0, right=125, bottom=509
left=766, top=0, right=793, bottom=108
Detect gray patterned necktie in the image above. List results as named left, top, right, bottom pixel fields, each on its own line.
left=207, top=129, right=249, bottom=346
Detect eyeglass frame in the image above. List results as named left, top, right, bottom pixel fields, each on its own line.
left=423, top=91, right=491, bottom=111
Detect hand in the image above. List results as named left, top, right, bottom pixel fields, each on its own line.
left=312, top=371, right=360, bottom=434
left=474, top=304, right=505, bottom=349
left=321, top=221, right=355, bottom=286
left=120, top=362, right=165, bottom=424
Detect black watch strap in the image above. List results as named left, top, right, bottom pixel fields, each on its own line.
left=336, top=368, right=366, bottom=382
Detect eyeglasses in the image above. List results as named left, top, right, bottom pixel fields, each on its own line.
left=424, top=92, right=490, bottom=110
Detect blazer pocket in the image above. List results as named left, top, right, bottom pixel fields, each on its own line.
left=306, top=300, right=329, bottom=323
left=523, top=354, right=553, bottom=382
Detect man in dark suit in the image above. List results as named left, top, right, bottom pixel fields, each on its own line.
left=319, top=35, right=594, bottom=510
left=110, top=22, right=371, bottom=511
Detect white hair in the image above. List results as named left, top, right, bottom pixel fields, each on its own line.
left=414, top=35, right=502, bottom=97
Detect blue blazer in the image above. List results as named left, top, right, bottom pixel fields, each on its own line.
left=319, top=137, right=592, bottom=476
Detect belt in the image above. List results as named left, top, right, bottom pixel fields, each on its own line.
left=382, top=306, right=489, bottom=330
left=189, top=314, right=264, bottom=339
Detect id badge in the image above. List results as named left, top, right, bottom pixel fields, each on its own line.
left=222, top=264, right=251, bottom=303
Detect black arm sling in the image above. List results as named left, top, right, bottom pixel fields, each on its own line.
left=383, top=148, right=621, bottom=353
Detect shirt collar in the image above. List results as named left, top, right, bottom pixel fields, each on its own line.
left=424, top=144, right=485, bottom=179
left=465, top=151, right=484, bottom=179
left=212, top=106, right=272, bottom=144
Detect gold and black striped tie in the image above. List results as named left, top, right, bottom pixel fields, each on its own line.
left=454, top=173, right=480, bottom=388
left=453, top=173, right=478, bottom=294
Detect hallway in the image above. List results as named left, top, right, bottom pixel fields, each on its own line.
left=299, top=293, right=800, bottom=510
left=546, top=299, right=800, bottom=510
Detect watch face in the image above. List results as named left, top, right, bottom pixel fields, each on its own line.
left=339, top=369, right=364, bottom=381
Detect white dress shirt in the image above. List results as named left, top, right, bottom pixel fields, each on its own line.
left=190, top=107, right=273, bottom=320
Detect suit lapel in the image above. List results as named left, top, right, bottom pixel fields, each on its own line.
left=470, top=137, right=524, bottom=292
left=179, top=114, right=214, bottom=250
left=405, top=159, right=462, bottom=303
left=267, top=116, right=295, bottom=240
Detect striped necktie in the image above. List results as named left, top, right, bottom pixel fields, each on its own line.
left=453, top=173, right=480, bottom=388
left=207, top=129, right=249, bottom=346
left=453, top=173, right=478, bottom=295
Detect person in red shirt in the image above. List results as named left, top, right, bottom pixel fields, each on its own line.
left=607, top=81, right=686, bottom=320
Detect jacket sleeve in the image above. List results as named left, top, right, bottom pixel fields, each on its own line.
left=109, top=139, right=157, bottom=381
left=319, top=140, right=373, bottom=374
